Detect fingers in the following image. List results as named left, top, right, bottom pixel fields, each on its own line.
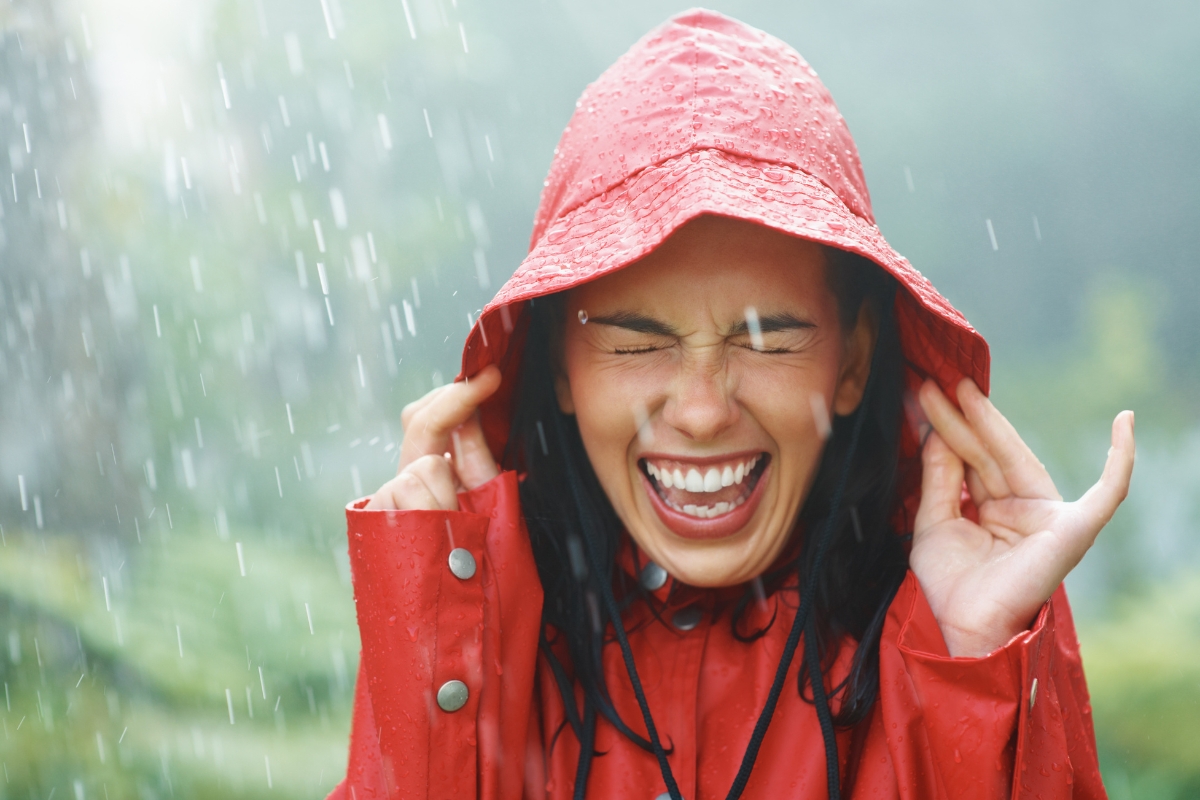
left=400, top=383, right=453, bottom=431
left=1076, top=410, right=1136, bottom=530
left=919, top=380, right=1012, bottom=499
left=366, top=455, right=462, bottom=511
left=964, top=465, right=990, bottom=507
left=407, top=455, right=462, bottom=509
left=956, top=379, right=1060, bottom=500
left=914, top=431, right=965, bottom=534
left=366, top=472, right=438, bottom=511
left=398, top=365, right=502, bottom=473
left=451, top=414, right=501, bottom=491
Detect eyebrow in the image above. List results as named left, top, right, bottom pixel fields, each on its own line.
left=587, top=312, right=678, bottom=336
left=727, top=312, right=816, bottom=336
left=587, top=311, right=815, bottom=337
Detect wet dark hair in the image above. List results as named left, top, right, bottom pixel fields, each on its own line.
left=504, top=246, right=908, bottom=797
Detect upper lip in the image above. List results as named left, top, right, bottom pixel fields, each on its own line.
left=636, top=449, right=765, bottom=466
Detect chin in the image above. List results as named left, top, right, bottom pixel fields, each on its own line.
left=634, top=522, right=791, bottom=588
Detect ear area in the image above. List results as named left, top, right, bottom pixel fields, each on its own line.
left=554, top=372, right=576, bottom=415
left=833, top=303, right=879, bottom=416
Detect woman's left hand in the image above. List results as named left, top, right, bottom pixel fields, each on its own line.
left=910, top=378, right=1135, bottom=658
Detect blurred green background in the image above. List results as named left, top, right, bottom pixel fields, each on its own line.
left=0, top=0, right=1197, bottom=797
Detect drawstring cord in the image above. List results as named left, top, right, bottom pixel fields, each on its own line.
left=561, top=358, right=876, bottom=799
left=722, top=380, right=868, bottom=800
left=554, top=412, right=684, bottom=800
left=572, top=699, right=596, bottom=800
left=807, top=613, right=841, bottom=800
left=590, top=391, right=866, bottom=800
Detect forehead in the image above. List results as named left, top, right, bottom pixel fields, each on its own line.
left=566, top=215, right=834, bottom=316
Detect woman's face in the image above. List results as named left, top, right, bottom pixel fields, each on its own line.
left=556, top=215, right=876, bottom=587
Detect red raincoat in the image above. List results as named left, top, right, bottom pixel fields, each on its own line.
left=329, top=10, right=1105, bottom=799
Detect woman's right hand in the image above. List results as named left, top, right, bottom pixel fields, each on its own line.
left=366, top=365, right=503, bottom=511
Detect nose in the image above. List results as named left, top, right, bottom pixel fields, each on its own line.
left=661, top=349, right=739, bottom=442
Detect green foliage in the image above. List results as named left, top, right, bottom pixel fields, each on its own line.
left=1081, top=569, right=1200, bottom=799
left=1, top=0, right=1197, bottom=796
left=0, top=526, right=357, bottom=799
left=992, top=278, right=1170, bottom=488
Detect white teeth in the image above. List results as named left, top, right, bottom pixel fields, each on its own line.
left=647, top=456, right=764, bottom=493
left=676, top=501, right=734, bottom=519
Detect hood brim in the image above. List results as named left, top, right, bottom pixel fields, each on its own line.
left=459, top=148, right=989, bottom=487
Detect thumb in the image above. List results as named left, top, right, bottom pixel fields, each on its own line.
left=914, top=431, right=965, bottom=535
left=1076, top=410, right=1135, bottom=530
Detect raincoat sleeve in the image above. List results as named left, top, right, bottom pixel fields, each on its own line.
left=326, top=470, right=544, bottom=800
left=875, top=571, right=1105, bottom=799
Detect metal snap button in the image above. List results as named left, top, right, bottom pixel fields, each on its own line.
left=671, top=605, right=703, bottom=631
left=640, top=561, right=668, bottom=591
left=448, top=548, right=477, bottom=580
left=437, top=680, right=469, bottom=712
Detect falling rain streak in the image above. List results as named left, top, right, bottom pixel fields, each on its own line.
left=744, top=306, right=764, bottom=350
left=0, top=2, right=1185, bottom=798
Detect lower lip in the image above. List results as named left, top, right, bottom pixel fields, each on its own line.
left=641, top=462, right=771, bottom=541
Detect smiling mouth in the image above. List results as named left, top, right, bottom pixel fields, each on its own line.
left=639, top=453, right=770, bottom=519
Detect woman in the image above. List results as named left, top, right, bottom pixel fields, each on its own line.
left=329, top=10, right=1134, bottom=799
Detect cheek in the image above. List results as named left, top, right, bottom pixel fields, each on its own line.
left=565, top=341, right=667, bottom=445
left=566, top=365, right=645, bottom=481
left=735, top=359, right=839, bottom=474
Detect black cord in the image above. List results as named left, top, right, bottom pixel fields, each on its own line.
left=558, top=351, right=876, bottom=800
left=806, top=613, right=841, bottom=800
left=723, top=383, right=869, bottom=799
left=594, top=570, right=685, bottom=799
left=553, top=414, right=685, bottom=800
left=572, top=700, right=596, bottom=800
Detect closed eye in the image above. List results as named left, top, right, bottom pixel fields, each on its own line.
left=731, top=331, right=816, bottom=354
left=612, top=345, right=666, bottom=355
left=736, top=343, right=797, bottom=354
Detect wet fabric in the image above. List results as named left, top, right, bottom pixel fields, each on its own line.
left=327, top=9, right=1105, bottom=799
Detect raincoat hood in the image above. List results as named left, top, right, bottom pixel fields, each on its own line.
left=329, top=21, right=1107, bottom=800
left=460, top=8, right=989, bottom=508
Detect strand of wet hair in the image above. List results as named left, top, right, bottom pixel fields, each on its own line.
left=579, top=357, right=871, bottom=800
left=550, top=408, right=684, bottom=800
left=551, top=302, right=878, bottom=799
